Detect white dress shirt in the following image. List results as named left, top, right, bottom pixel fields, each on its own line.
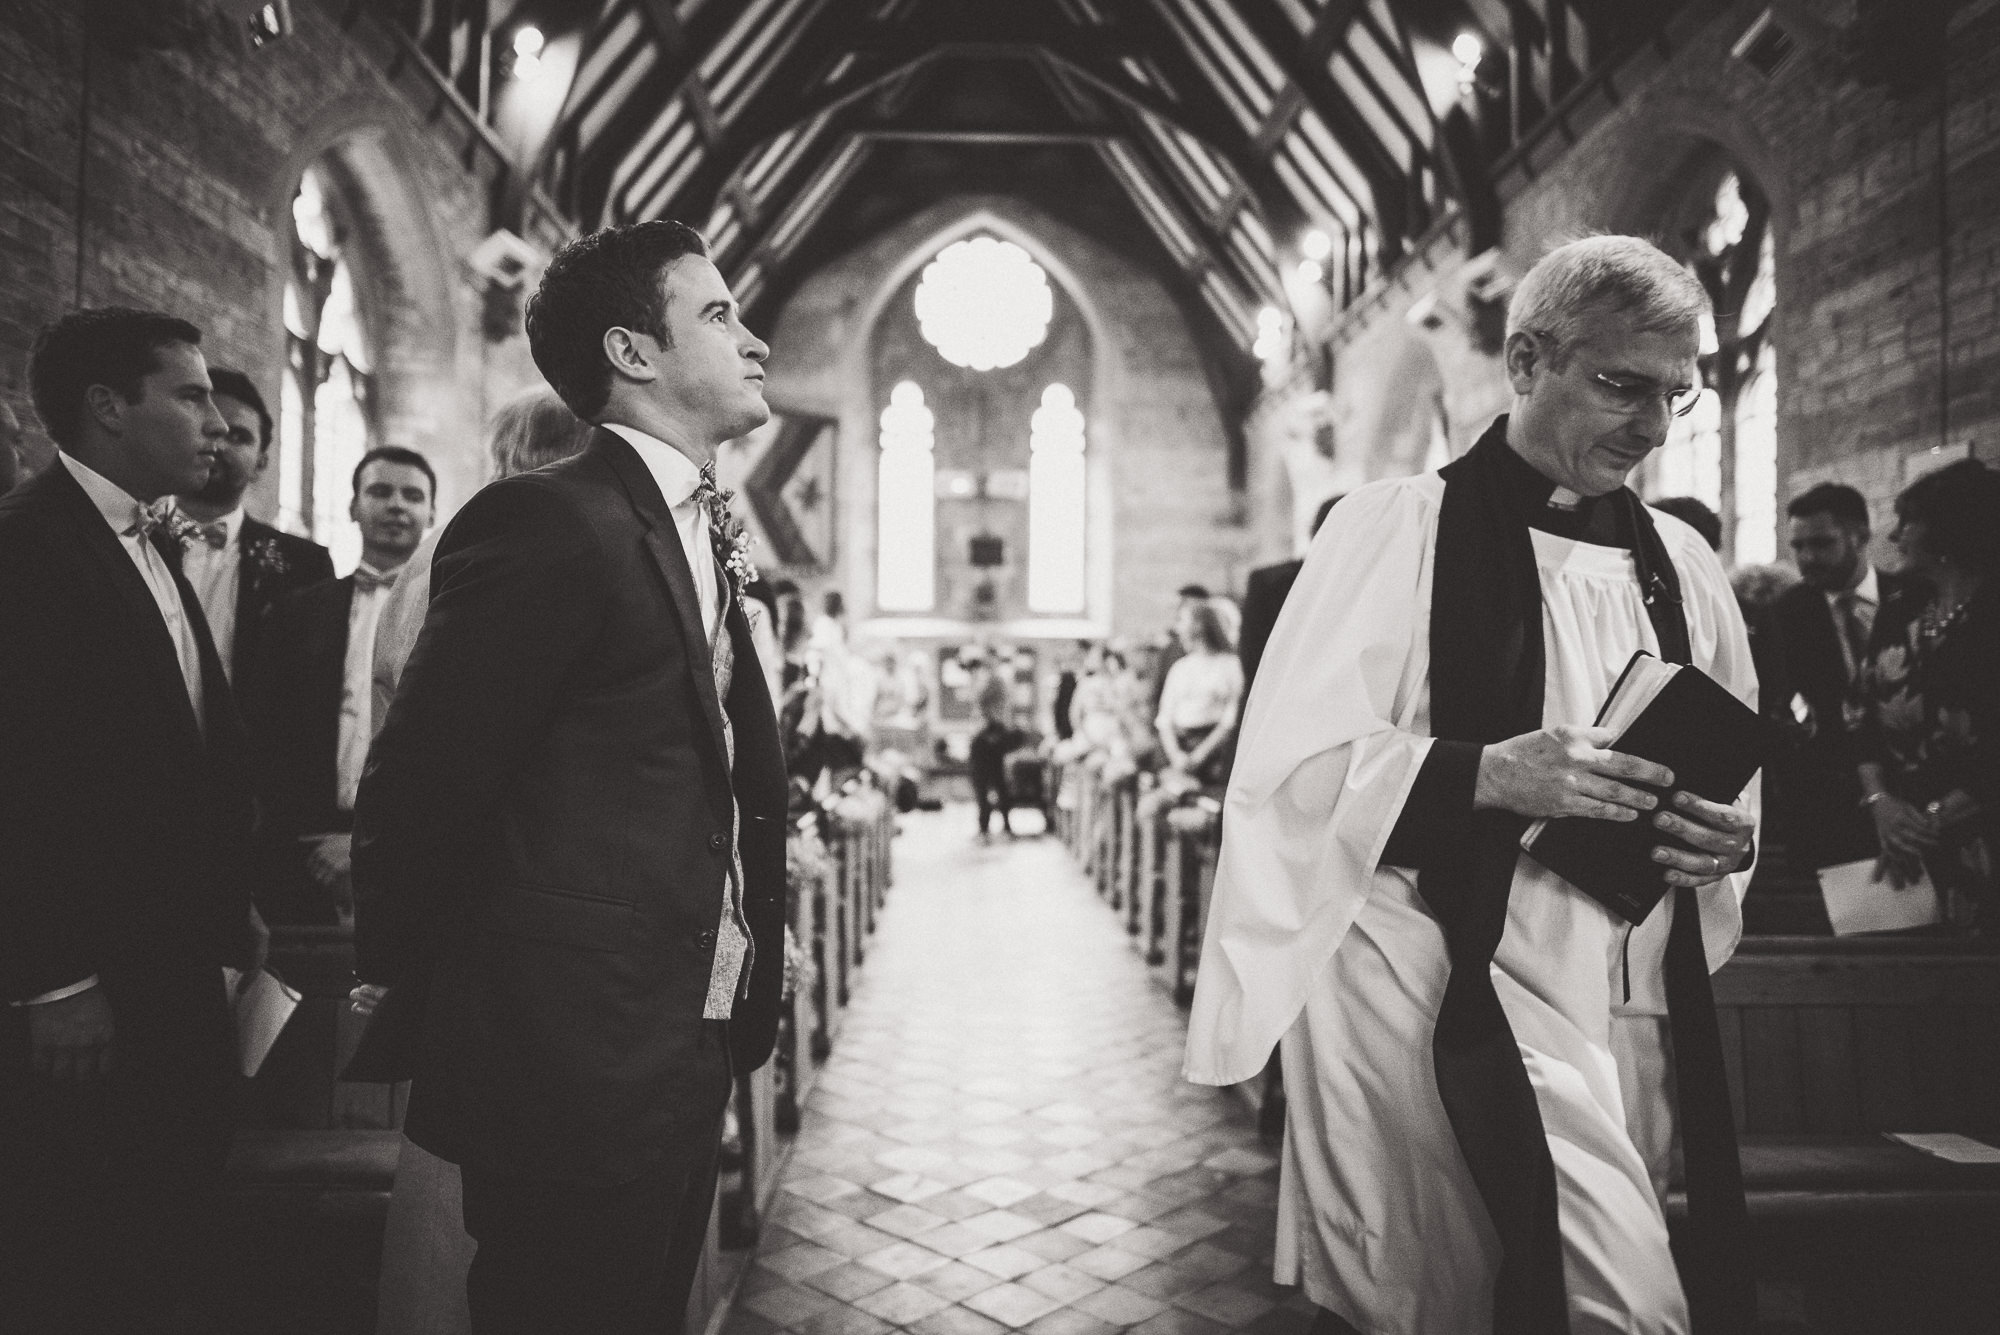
left=337, top=564, right=396, bottom=812
left=20, top=456, right=209, bottom=1007
left=603, top=422, right=722, bottom=644
left=176, top=505, right=245, bottom=680
left=1822, top=564, right=1881, bottom=681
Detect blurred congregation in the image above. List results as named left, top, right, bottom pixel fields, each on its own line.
left=4, top=2, right=2000, bottom=1334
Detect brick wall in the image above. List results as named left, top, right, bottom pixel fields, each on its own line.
left=0, top=0, right=548, bottom=549
left=1249, top=0, right=2000, bottom=565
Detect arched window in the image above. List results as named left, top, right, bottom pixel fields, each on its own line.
left=1648, top=169, right=1778, bottom=564
left=1028, top=383, right=1087, bottom=614
left=280, top=165, right=373, bottom=572
left=877, top=380, right=936, bottom=611
left=913, top=236, right=1052, bottom=370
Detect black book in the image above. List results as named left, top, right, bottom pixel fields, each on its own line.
left=1522, top=652, right=1775, bottom=926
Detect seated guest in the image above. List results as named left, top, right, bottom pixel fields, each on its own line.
left=1, top=307, right=262, bottom=1332
left=1155, top=599, right=1243, bottom=789
left=1150, top=583, right=1211, bottom=717
left=1239, top=494, right=1341, bottom=698
left=1652, top=494, right=1722, bottom=551
left=248, top=445, right=436, bottom=921
left=1847, top=460, right=2000, bottom=930
left=172, top=368, right=333, bottom=684
left=1766, top=483, right=1913, bottom=866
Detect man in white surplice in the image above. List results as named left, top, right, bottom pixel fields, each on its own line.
left=1185, top=237, right=1760, bottom=1335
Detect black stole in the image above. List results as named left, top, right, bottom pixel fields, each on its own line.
left=1426, top=418, right=1752, bottom=1334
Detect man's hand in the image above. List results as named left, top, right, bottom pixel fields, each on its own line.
left=1474, top=725, right=1673, bottom=821
left=348, top=984, right=389, bottom=1017
left=308, top=832, right=354, bottom=885
left=1649, top=791, right=1756, bottom=888
left=28, top=986, right=115, bottom=1083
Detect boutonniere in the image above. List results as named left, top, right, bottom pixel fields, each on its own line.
left=694, top=460, right=760, bottom=595
left=244, top=535, right=290, bottom=580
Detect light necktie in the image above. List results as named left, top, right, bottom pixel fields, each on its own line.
left=1835, top=590, right=1871, bottom=679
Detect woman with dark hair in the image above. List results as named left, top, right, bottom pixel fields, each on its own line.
left=1154, top=599, right=1244, bottom=788
left=1848, top=458, right=2000, bottom=931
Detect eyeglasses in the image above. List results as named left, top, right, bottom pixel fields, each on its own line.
left=1586, top=371, right=1703, bottom=420
left=1527, top=329, right=1703, bottom=419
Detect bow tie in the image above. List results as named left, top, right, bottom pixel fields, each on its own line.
left=123, top=501, right=199, bottom=547
left=190, top=520, right=229, bottom=549
left=353, top=566, right=399, bottom=594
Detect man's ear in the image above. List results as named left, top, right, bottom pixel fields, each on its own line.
left=83, top=383, right=126, bottom=436
left=603, top=327, right=657, bottom=385
left=1502, top=330, right=1543, bottom=396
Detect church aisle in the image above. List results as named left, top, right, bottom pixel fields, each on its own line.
left=725, top=808, right=1312, bottom=1335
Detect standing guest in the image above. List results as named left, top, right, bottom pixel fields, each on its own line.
left=357, top=386, right=590, bottom=1335
left=1848, top=459, right=2000, bottom=930
left=1188, top=237, right=1759, bottom=1334
left=1155, top=599, right=1244, bottom=789
left=1240, top=494, right=1341, bottom=698
left=247, top=446, right=436, bottom=922
left=1051, top=640, right=1084, bottom=741
left=351, top=219, right=787, bottom=1335
left=0, top=398, right=27, bottom=493
left=172, top=367, right=334, bottom=683
left=1651, top=494, right=1722, bottom=551
left=1765, top=483, right=1914, bottom=867
left=802, top=590, right=869, bottom=783
left=0, top=308, right=263, bottom=1333
left=968, top=659, right=1021, bottom=839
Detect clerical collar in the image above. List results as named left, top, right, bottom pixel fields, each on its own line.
left=1494, top=438, right=1631, bottom=548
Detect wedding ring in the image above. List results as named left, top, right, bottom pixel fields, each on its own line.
left=1708, top=854, right=1721, bottom=876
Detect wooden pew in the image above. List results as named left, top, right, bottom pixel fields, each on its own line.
left=1669, top=937, right=2000, bottom=1331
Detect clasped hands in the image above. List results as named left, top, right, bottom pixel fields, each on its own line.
left=1475, top=723, right=1754, bottom=889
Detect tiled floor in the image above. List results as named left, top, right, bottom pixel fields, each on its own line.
left=724, top=808, right=1314, bottom=1335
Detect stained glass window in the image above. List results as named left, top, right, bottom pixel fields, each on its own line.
left=280, top=166, right=373, bottom=573
left=877, top=381, right=936, bottom=612
left=1028, top=384, right=1087, bottom=614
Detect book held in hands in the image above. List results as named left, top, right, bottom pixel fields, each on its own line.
left=1522, top=651, right=1775, bottom=925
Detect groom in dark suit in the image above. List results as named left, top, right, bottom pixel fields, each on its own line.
left=352, top=220, right=787, bottom=1335
left=0, top=308, right=262, bottom=1332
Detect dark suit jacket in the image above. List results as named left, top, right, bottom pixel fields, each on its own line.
left=229, top=517, right=334, bottom=685
left=1764, top=569, right=1914, bottom=865
left=351, top=429, right=789, bottom=1186
left=246, top=575, right=355, bottom=842
left=0, top=461, right=255, bottom=1004
left=1239, top=558, right=1304, bottom=699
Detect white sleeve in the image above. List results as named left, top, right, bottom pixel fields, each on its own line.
left=1185, top=478, right=1445, bottom=1084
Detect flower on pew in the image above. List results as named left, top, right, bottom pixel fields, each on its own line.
left=781, top=924, right=813, bottom=1002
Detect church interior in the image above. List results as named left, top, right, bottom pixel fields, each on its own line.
left=2, top=1, right=1997, bottom=1333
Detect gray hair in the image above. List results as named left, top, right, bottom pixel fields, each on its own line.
left=487, top=387, right=593, bottom=479
left=1506, top=235, right=1710, bottom=365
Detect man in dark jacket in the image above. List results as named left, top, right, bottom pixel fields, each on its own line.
left=1765, top=482, right=1913, bottom=866
left=352, top=220, right=787, bottom=1335
left=1238, top=494, right=1342, bottom=698
left=0, top=308, right=262, bottom=1332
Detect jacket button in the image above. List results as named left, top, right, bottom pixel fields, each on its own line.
left=697, top=929, right=716, bottom=952
left=709, top=832, right=727, bottom=853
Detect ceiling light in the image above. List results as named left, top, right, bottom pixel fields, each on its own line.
left=1301, top=229, right=1332, bottom=261
left=1296, top=259, right=1324, bottom=284
left=1452, top=33, right=1482, bottom=68
left=514, top=26, right=545, bottom=58
left=1256, top=305, right=1283, bottom=329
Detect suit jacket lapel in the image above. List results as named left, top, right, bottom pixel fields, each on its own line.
left=44, top=462, right=204, bottom=747
left=593, top=430, right=734, bottom=769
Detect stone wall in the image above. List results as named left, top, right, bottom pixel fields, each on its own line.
left=1250, top=0, right=2000, bottom=565
left=0, top=0, right=549, bottom=550
left=762, top=194, right=1250, bottom=639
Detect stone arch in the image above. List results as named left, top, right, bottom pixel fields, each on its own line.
left=259, top=103, right=462, bottom=530
left=763, top=194, right=1242, bottom=635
